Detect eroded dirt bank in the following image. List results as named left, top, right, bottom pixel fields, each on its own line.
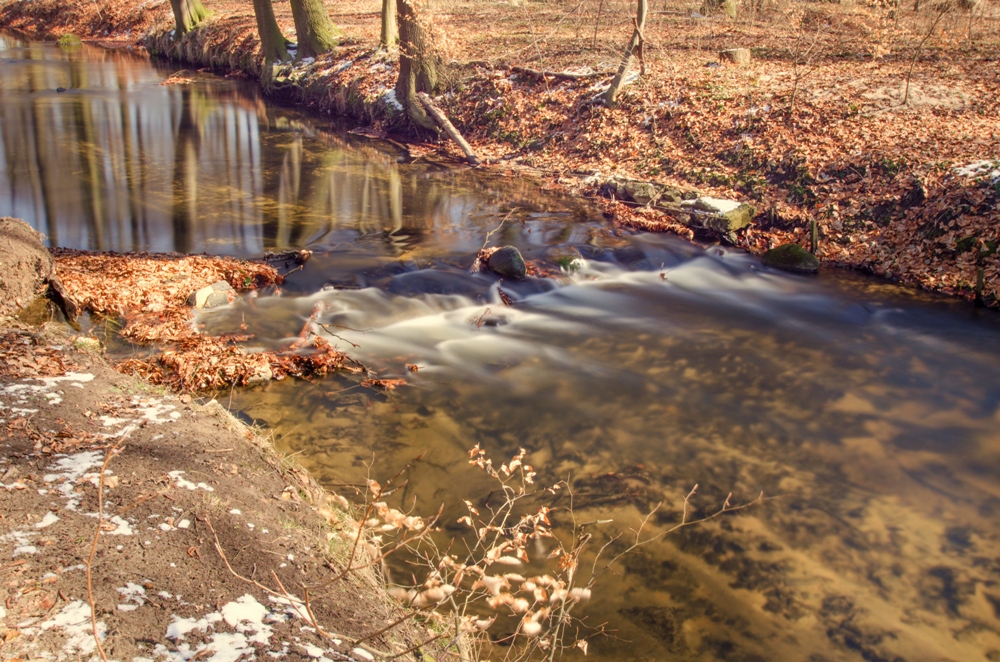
left=0, top=322, right=442, bottom=661
left=1, top=0, right=997, bottom=308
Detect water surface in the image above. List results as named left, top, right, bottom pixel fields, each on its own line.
left=3, top=34, right=1000, bottom=662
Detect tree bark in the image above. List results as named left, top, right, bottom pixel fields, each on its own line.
left=168, top=0, right=209, bottom=37
left=604, top=0, right=647, bottom=107
left=381, top=0, right=399, bottom=48
left=396, top=0, right=440, bottom=131
left=289, top=0, right=341, bottom=59
left=252, top=0, right=291, bottom=65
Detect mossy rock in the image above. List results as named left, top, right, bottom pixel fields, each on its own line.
left=486, top=246, right=527, bottom=280
left=57, top=34, right=83, bottom=49
left=762, top=244, right=819, bottom=274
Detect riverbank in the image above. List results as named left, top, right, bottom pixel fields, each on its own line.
left=2, top=0, right=996, bottom=308
left=0, top=315, right=452, bottom=661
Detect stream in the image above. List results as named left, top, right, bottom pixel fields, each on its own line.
left=3, top=34, right=1000, bottom=662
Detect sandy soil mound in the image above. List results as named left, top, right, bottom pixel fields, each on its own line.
left=0, top=218, right=54, bottom=318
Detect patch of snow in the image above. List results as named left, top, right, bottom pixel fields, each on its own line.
left=99, top=415, right=130, bottom=427
left=117, top=582, right=146, bottom=612
left=132, top=396, right=181, bottom=424
left=168, top=470, right=214, bottom=491
left=34, top=511, right=60, bottom=528
left=4, top=529, right=38, bottom=556
left=160, top=595, right=288, bottom=661
left=229, top=509, right=242, bottom=515
left=105, top=515, right=135, bottom=535
left=353, top=648, right=375, bottom=661
left=954, top=159, right=1000, bottom=182
left=334, top=59, right=352, bottom=72
left=177, top=519, right=191, bottom=529
left=37, top=600, right=107, bottom=657
left=382, top=88, right=403, bottom=111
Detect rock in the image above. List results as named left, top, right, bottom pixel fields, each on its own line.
left=486, top=246, right=527, bottom=280
left=609, top=179, right=684, bottom=206
left=57, top=34, right=82, bottom=49
left=187, top=281, right=236, bottom=309
left=542, top=246, right=584, bottom=271
left=720, top=48, right=751, bottom=65
left=246, top=362, right=273, bottom=387
left=681, top=197, right=756, bottom=237
left=762, top=244, right=819, bottom=274
left=0, top=217, right=55, bottom=318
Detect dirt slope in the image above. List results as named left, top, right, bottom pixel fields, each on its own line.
left=0, top=323, right=436, bottom=662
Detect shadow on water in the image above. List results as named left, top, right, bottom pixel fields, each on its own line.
left=3, top=33, right=1000, bottom=662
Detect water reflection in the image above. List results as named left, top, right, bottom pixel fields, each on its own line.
left=0, top=35, right=588, bottom=261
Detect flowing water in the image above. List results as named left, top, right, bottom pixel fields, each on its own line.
left=3, top=35, right=1000, bottom=662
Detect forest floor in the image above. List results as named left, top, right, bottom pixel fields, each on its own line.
left=0, top=0, right=998, bottom=306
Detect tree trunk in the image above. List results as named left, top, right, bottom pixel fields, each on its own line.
left=252, top=0, right=291, bottom=65
left=396, top=0, right=439, bottom=131
left=381, top=0, right=399, bottom=48
left=168, top=0, right=209, bottom=37
left=604, top=0, right=647, bottom=107
left=289, top=0, right=341, bottom=59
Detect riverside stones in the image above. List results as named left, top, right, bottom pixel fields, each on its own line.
left=762, top=244, right=819, bottom=274
left=486, top=246, right=527, bottom=280
left=187, top=281, right=236, bottom=308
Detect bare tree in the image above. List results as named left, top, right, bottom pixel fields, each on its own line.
left=289, top=0, right=341, bottom=59
left=605, top=0, right=648, bottom=107
left=252, top=0, right=291, bottom=65
left=395, top=0, right=439, bottom=131
left=168, top=0, right=209, bottom=36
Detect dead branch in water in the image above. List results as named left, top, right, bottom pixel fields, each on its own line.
left=416, top=92, right=481, bottom=166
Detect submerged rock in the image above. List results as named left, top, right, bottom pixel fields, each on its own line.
left=486, top=246, right=527, bottom=280
left=762, top=244, right=819, bottom=274
left=188, top=281, right=236, bottom=308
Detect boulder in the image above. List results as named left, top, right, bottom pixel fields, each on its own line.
left=188, top=281, right=236, bottom=309
left=681, top=197, right=756, bottom=237
left=486, top=246, right=527, bottom=280
left=762, top=244, right=819, bottom=274
left=0, top=217, right=55, bottom=318
left=719, top=48, right=751, bottom=65
left=610, top=179, right=683, bottom=206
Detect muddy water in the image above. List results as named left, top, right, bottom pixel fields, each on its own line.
left=4, top=35, right=1000, bottom=662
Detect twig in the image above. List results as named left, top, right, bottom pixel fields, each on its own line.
left=903, top=4, right=949, bottom=105
left=87, top=438, right=127, bottom=662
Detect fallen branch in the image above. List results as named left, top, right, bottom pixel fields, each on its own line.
left=510, top=65, right=605, bottom=81
left=415, top=92, right=481, bottom=166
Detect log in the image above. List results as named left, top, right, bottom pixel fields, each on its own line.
left=415, top=92, right=481, bottom=166
left=510, top=65, right=605, bottom=81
